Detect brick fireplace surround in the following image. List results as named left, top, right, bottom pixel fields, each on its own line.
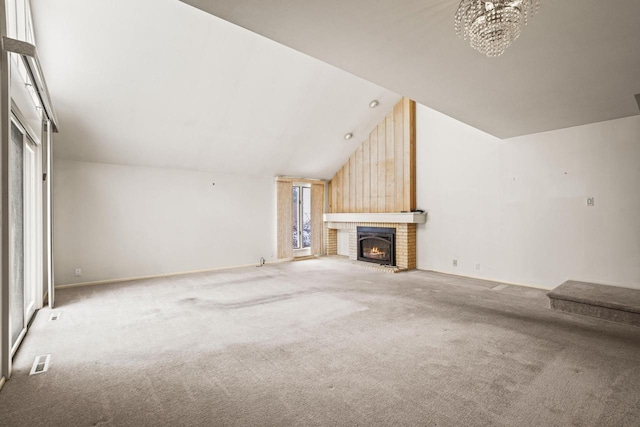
left=324, top=213, right=426, bottom=270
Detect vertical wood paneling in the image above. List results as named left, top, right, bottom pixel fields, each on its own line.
left=327, top=98, right=416, bottom=214
left=349, top=155, right=356, bottom=212
left=377, top=119, right=386, bottom=212
left=277, top=180, right=293, bottom=259
left=369, top=129, right=378, bottom=213
left=335, top=168, right=342, bottom=213
left=363, top=136, right=371, bottom=213
left=404, top=98, right=416, bottom=211
left=355, top=145, right=363, bottom=212
left=311, top=183, right=324, bottom=255
left=394, top=101, right=404, bottom=211
left=342, top=163, right=349, bottom=212
left=385, top=112, right=395, bottom=212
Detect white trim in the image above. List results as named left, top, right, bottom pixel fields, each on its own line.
left=10, top=328, right=26, bottom=357
left=1, top=0, right=11, bottom=380
left=55, top=259, right=292, bottom=290
left=324, top=212, right=427, bottom=224
left=10, top=101, right=40, bottom=145
left=416, top=269, right=552, bottom=290
left=44, top=120, right=53, bottom=308
left=0, top=376, right=5, bottom=391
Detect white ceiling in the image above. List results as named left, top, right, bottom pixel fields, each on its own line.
left=30, top=0, right=401, bottom=179
left=181, top=0, right=640, bottom=138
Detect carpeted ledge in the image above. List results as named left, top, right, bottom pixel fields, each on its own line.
left=548, top=280, right=640, bottom=327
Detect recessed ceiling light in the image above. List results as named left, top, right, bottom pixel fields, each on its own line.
left=369, top=100, right=379, bottom=108
left=344, top=133, right=353, bottom=140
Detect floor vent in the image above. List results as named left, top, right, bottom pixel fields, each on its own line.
left=49, top=312, right=61, bottom=321
left=491, top=284, right=509, bottom=291
left=30, top=354, right=51, bottom=375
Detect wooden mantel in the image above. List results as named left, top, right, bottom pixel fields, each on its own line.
left=324, top=212, right=426, bottom=224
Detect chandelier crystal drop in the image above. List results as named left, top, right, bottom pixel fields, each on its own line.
left=455, top=0, right=540, bottom=57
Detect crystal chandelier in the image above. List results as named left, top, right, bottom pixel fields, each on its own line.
left=455, top=0, right=540, bottom=57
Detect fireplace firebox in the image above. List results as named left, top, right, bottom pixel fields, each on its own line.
left=357, top=227, right=396, bottom=266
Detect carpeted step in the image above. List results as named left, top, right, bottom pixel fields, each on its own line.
left=547, top=281, right=640, bottom=327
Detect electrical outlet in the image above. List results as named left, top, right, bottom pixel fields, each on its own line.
left=452, top=259, right=458, bottom=267
left=586, top=197, right=595, bottom=206
left=74, top=268, right=82, bottom=277
left=474, top=263, right=481, bottom=271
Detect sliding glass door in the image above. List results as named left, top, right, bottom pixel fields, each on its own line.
left=9, top=122, right=25, bottom=351
left=9, top=119, right=38, bottom=354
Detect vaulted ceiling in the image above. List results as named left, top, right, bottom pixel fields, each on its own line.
left=30, top=0, right=400, bottom=179
left=30, top=0, right=640, bottom=180
left=182, top=0, right=640, bottom=138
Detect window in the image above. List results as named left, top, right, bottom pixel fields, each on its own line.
left=277, top=178, right=324, bottom=259
left=7, top=0, right=42, bottom=113
left=6, top=0, right=36, bottom=43
left=292, top=185, right=311, bottom=249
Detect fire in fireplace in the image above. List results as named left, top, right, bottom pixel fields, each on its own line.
left=357, top=227, right=396, bottom=266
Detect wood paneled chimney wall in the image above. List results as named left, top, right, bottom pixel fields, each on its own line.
left=328, top=98, right=416, bottom=213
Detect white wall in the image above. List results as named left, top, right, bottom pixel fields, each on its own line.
left=416, top=104, right=640, bottom=289
left=53, top=160, right=276, bottom=285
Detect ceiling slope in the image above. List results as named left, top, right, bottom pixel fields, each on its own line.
left=30, top=0, right=400, bottom=179
left=181, top=0, right=640, bottom=138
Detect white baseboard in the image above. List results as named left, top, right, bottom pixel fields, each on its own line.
left=56, top=258, right=292, bottom=290
left=419, top=269, right=552, bottom=290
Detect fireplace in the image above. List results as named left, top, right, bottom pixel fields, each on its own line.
left=357, top=227, right=396, bottom=266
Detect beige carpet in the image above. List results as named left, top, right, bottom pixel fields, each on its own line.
left=1, top=257, right=639, bottom=426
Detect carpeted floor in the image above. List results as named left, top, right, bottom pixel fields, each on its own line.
left=1, top=257, right=639, bottom=426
